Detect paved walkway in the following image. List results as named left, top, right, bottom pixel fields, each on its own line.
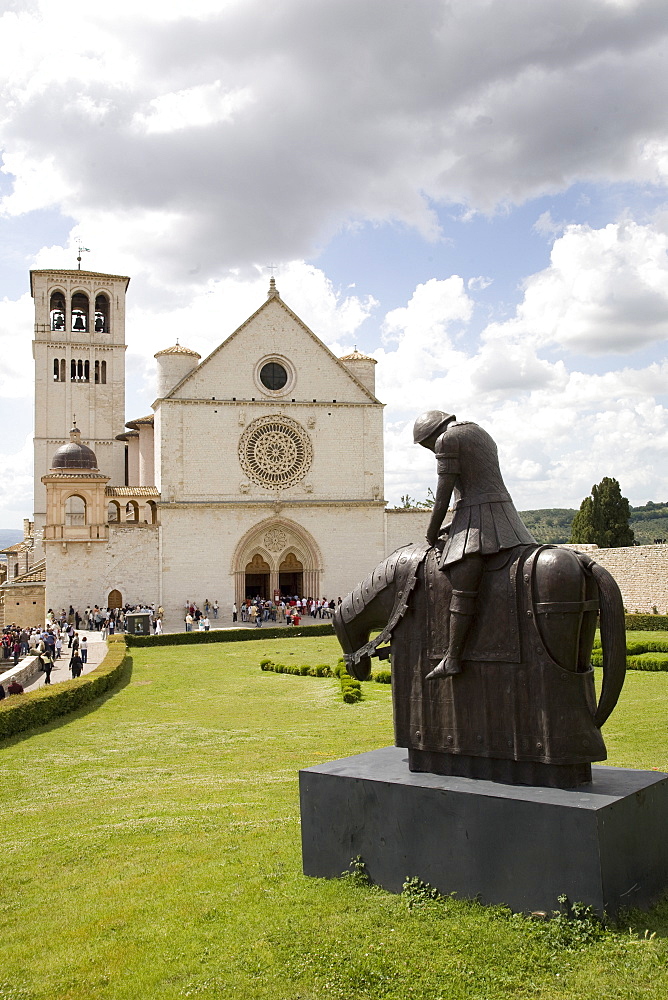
left=24, top=631, right=108, bottom=692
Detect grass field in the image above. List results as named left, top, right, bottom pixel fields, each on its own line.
left=1, top=635, right=667, bottom=1000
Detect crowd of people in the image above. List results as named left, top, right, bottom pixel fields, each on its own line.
left=46, top=603, right=161, bottom=635
left=233, top=596, right=341, bottom=628
left=0, top=619, right=90, bottom=698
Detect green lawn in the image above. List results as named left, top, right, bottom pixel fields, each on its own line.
left=0, top=635, right=667, bottom=1000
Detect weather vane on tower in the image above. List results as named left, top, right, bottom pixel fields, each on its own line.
left=76, top=242, right=90, bottom=270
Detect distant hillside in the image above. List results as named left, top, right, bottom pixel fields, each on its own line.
left=0, top=529, right=23, bottom=552
left=519, top=502, right=668, bottom=546
left=519, top=509, right=577, bottom=544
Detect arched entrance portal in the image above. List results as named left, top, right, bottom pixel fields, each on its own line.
left=108, top=589, right=122, bottom=609
left=232, top=518, right=323, bottom=609
left=245, top=553, right=270, bottom=599
left=279, top=552, right=303, bottom=597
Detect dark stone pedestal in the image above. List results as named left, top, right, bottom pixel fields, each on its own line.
left=299, top=746, right=668, bottom=915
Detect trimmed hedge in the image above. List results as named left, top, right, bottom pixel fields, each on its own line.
left=374, top=669, right=392, bottom=684
left=127, top=623, right=335, bottom=647
left=259, top=660, right=333, bottom=677
left=624, top=613, right=668, bottom=632
left=340, top=673, right=362, bottom=704
left=0, top=640, right=131, bottom=741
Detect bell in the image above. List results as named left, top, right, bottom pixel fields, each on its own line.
left=73, top=314, right=85, bottom=331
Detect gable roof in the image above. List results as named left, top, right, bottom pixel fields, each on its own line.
left=162, top=284, right=380, bottom=404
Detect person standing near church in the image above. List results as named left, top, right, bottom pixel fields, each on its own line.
left=232, top=603, right=238, bottom=623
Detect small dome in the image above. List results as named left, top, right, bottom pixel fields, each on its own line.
left=154, top=342, right=201, bottom=359
left=339, top=347, right=377, bottom=363
left=52, top=426, right=98, bottom=470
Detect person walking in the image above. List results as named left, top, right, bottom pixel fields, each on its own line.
left=70, top=649, right=83, bottom=678
left=232, top=602, right=238, bottom=623
left=80, top=636, right=88, bottom=664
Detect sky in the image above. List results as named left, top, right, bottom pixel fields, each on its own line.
left=1, top=0, right=668, bottom=528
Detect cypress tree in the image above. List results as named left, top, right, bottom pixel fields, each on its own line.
left=569, top=477, right=634, bottom=547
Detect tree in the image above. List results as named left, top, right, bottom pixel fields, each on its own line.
left=570, top=477, right=635, bottom=547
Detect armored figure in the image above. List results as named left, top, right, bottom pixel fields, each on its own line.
left=414, top=411, right=535, bottom=678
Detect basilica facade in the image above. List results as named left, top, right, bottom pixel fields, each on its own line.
left=0, top=268, right=422, bottom=627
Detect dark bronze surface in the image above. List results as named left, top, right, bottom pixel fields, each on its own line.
left=333, top=414, right=627, bottom=789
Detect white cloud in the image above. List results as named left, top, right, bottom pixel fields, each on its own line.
left=380, top=224, right=668, bottom=509
left=2, top=1, right=668, bottom=273
left=484, top=220, right=668, bottom=355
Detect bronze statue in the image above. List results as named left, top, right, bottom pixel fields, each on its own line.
left=414, top=411, right=535, bottom=678
left=334, top=412, right=626, bottom=789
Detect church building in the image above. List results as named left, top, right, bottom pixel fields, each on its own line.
left=0, top=268, right=422, bottom=628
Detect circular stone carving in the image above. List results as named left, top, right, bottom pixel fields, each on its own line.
left=239, top=415, right=312, bottom=489
left=264, top=528, right=287, bottom=552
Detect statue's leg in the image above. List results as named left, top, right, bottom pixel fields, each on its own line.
left=426, top=554, right=484, bottom=679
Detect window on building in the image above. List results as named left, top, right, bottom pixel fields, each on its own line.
left=71, top=292, right=89, bottom=333
left=50, top=291, right=66, bottom=332
left=101, top=360, right=107, bottom=384
left=94, top=293, right=110, bottom=333
left=65, top=495, right=86, bottom=526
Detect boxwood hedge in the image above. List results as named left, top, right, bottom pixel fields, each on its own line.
left=624, top=613, right=668, bottom=631
left=0, top=639, right=131, bottom=741
left=127, top=623, right=334, bottom=647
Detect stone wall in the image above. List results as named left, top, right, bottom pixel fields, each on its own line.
left=575, top=544, right=668, bottom=614
left=44, top=524, right=159, bottom=614
left=0, top=583, right=46, bottom=628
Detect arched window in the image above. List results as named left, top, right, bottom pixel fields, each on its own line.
left=94, top=293, right=109, bottom=333
left=53, top=359, right=59, bottom=381
left=60, top=358, right=66, bottom=382
left=101, top=360, right=107, bottom=384
left=107, top=501, right=121, bottom=522
left=77, top=359, right=84, bottom=381
left=125, top=501, right=139, bottom=523
left=95, top=360, right=100, bottom=384
left=71, top=359, right=77, bottom=381
left=84, top=360, right=90, bottom=382
left=146, top=500, right=158, bottom=524
left=65, top=495, right=86, bottom=526
left=71, top=292, right=89, bottom=333
left=50, top=291, right=66, bottom=332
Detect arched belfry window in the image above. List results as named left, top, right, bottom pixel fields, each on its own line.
left=65, top=495, right=86, bottom=526
left=53, top=359, right=59, bottom=381
left=94, top=293, right=109, bottom=333
left=50, top=291, right=66, bottom=332
left=101, top=360, right=107, bottom=384
left=71, top=292, right=89, bottom=333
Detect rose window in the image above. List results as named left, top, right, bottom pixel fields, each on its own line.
left=239, top=416, right=312, bottom=489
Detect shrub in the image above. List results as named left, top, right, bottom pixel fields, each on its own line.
left=127, top=623, right=334, bottom=647
left=340, top=673, right=362, bottom=703
left=259, top=658, right=273, bottom=670
left=626, top=654, right=668, bottom=671
left=624, top=613, right=668, bottom=632
left=0, top=641, right=130, bottom=741
left=374, top=670, right=392, bottom=684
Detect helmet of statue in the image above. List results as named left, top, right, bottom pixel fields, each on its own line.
left=413, top=410, right=455, bottom=445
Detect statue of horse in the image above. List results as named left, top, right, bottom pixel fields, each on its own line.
left=333, top=541, right=626, bottom=788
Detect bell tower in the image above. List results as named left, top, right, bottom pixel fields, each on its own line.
left=31, top=268, right=130, bottom=552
